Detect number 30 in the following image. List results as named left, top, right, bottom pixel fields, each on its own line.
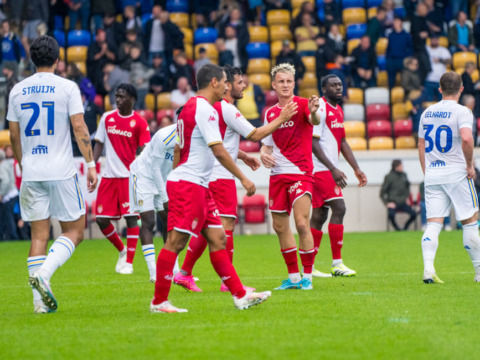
left=423, top=124, right=452, bottom=153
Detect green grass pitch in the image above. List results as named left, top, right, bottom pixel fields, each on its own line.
left=1, top=230, right=479, bottom=360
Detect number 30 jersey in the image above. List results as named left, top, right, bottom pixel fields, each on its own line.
left=7, top=72, right=84, bottom=181
left=419, top=100, right=473, bottom=186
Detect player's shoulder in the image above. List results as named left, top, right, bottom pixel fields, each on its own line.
left=158, top=124, right=177, bottom=147
left=293, top=95, right=309, bottom=106
left=102, top=109, right=118, bottom=119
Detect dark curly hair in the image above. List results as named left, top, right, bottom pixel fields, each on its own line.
left=30, top=35, right=59, bottom=68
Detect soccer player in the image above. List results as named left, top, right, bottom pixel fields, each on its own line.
left=8, top=35, right=98, bottom=313
left=151, top=64, right=271, bottom=313
left=419, top=71, right=480, bottom=284
left=129, top=123, right=177, bottom=281
left=173, top=64, right=296, bottom=292
left=260, top=63, right=320, bottom=290
left=310, top=75, right=368, bottom=277
left=93, top=84, right=150, bottom=274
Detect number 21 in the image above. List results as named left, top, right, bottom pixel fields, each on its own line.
left=21, top=102, right=55, bottom=137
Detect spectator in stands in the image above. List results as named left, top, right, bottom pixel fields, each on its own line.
left=386, top=17, right=413, bottom=88
left=103, top=63, right=130, bottom=108
left=223, top=24, right=249, bottom=73
left=67, top=63, right=96, bottom=103
left=401, top=57, right=422, bottom=101
left=169, top=51, right=194, bottom=90
left=194, top=2, right=220, bottom=28
left=1, top=20, right=26, bottom=78
left=159, top=114, right=174, bottom=129
left=149, top=120, right=159, bottom=136
left=323, top=0, right=341, bottom=29
left=236, top=74, right=265, bottom=128
left=315, top=34, right=335, bottom=81
left=130, top=45, right=154, bottom=109
left=216, top=38, right=234, bottom=66
left=294, top=13, right=320, bottom=56
left=382, top=0, right=395, bottom=31
left=171, top=77, right=195, bottom=112
left=424, top=0, right=444, bottom=36
left=380, top=159, right=417, bottom=231
left=462, top=95, right=478, bottom=143
left=264, top=0, right=291, bottom=11
left=290, top=1, right=322, bottom=32
left=0, top=148, right=19, bottom=240
left=91, top=0, right=115, bottom=32
left=103, top=12, right=125, bottom=57
left=424, top=35, right=451, bottom=101
left=461, top=62, right=480, bottom=99
left=123, top=5, right=143, bottom=38
left=87, top=29, right=116, bottom=95
left=351, top=35, right=377, bottom=88
left=411, top=2, right=432, bottom=83
left=21, top=0, right=49, bottom=60
left=71, top=91, right=101, bottom=157
left=118, top=29, right=145, bottom=70
left=276, top=40, right=306, bottom=90
left=194, top=47, right=212, bottom=73
left=55, top=59, right=67, bottom=77
left=448, top=11, right=476, bottom=54
left=2, top=63, right=17, bottom=130
left=451, top=0, right=469, bottom=22
left=367, top=6, right=387, bottom=45
left=149, top=54, right=169, bottom=95
left=67, top=0, right=90, bottom=31
left=327, top=54, right=348, bottom=99
left=327, top=24, right=346, bottom=57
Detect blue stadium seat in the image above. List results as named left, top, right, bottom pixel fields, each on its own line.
left=394, top=7, right=406, bottom=18
left=54, top=16, right=64, bottom=30
left=246, top=43, right=270, bottom=59
left=121, top=0, right=136, bottom=8
left=346, top=23, right=367, bottom=39
left=194, top=28, right=218, bottom=45
left=377, top=55, right=386, bottom=71
left=317, top=7, right=325, bottom=22
left=67, top=30, right=91, bottom=46
left=53, top=30, right=66, bottom=48
left=367, top=0, right=382, bottom=7
left=166, top=0, right=189, bottom=13
left=342, top=0, right=365, bottom=9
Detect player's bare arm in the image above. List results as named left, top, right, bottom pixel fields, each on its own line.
left=340, top=138, right=367, bottom=187
left=71, top=113, right=98, bottom=192
left=312, top=136, right=347, bottom=188
left=210, top=143, right=256, bottom=196
left=418, top=138, right=426, bottom=174
left=8, top=122, right=22, bottom=169
left=247, top=101, right=298, bottom=142
left=137, top=145, right=146, bottom=155
left=308, top=95, right=320, bottom=125
left=238, top=150, right=260, bottom=171
left=93, top=141, right=104, bottom=163
left=460, top=127, right=475, bottom=179
left=172, top=143, right=180, bottom=169
left=260, top=145, right=275, bottom=168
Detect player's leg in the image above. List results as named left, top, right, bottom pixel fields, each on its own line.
left=460, top=212, right=480, bottom=281
left=399, top=203, right=417, bottom=230
left=310, top=206, right=332, bottom=277
left=175, top=233, right=207, bottom=291
left=387, top=207, right=401, bottom=231
left=121, top=215, right=140, bottom=274
left=328, top=199, right=355, bottom=277
left=138, top=210, right=157, bottom=281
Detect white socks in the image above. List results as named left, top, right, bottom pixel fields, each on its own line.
left=37, top=236, right=75, bottom=282
left=462, top=221, right=480, bottom=275
left=142, top=244, right=156, bottom=279
left=332, top=259, right=342, bottom=267
left=28, top=256, right=46, bottom=303
left=421, top=222, right=442, bottom=274
left=289, top=273, right=301, bottom=283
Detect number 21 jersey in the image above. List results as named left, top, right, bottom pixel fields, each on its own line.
left=7, top=72, right=84, bottom=181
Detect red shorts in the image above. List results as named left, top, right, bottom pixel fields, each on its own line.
left=209, top=179, right=238, bottom=218
left=312, top=171, right=343, bottom=208
left=269, top=174, right=313, bottom=215
left=167, top=180, right=223, bottom=237
left=96, top=177, right=136, bottom=219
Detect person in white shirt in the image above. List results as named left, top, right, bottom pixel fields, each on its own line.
left=418, top=71, right=480, bottom=284
left=424, top=35, right=452, bottom=101
left=170, top=77, right=195, bottom=112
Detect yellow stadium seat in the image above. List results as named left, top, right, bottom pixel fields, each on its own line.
left=116, top=14, right=123, bottom=23
left=339, top=24, right=345, bottom=38
left=300, top=72, right=317, bottom=89
left=184, top=43, right=193, bottom=60
left=247, top=59, right=271, bottom=74
left=266, top=9, right=290, bottom=26
left=181, top=27, right=193, bottom=44
left=426, top=36, right=449, bottom=48
left=396, top=136, right=416, bottom=149
left=369, top=136, right=394, bottom=150
left=157, top=92, right=172, bottom=110
left=104, top=95, right=112, bottom=111
left=145, top=93, right=155, bottom=111
left=0, top=130, right=10, bottom=146
left=299, top=88, right=319, bottom=98
left=195, top=43, right=218, bottom=60
left=59, top=47, right=65, bottom=60
left=292, top=0, right=314, bottom=9
left=190, top=13, right=197, bottom=30
left=344, top=121, right=366, bottom=138
left=343, top=8, right=367, bottom=27
left=347, top=38, right=361, bottom=55
left=453, top=52, right=477, bottom=69
left=368, top=7, right=377, bottom=19
left=74, top=61, right=86, bottom=75
left=347, top=88, right=364, bottom=104
left=248, top=26, right=269, bottom=43
left=391, top=87, right=405, bottom=104
left=269, top=24, right=293, bottom=42
left=249, top=74, right=271, bottom=91
left=392, top=103, right=409, bottom=120
left=377, top=71, right=388, bottom=87
left=376, top=38, right=388, bottom=55
left=170, top=12, right=189, bottom=28
left=347, top=137, right=367, bottom=150
left=66, top=46, right=87, bottom=62
left=271, top=40, right=295, bottom=59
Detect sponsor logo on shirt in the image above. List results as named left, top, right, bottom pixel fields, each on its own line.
left=208, top=115, right=216, bottom=122
left=235, top=112, right=242, bottom=118
left=122, top=202, right=130, bottom=209
left=269, top=112, right=275, bottom=118
left=330, top=119, right=344, bottom=129
left=212, top=209, right=219, bottom=217
left=279, top=121, right=295, bottom=129
left=328, top=111, right=335, bottom=116
left=107, top=126, right=133, bottom=137
left=288, top=181, right=303, bottom=194
left=429, top=160, right=446, bottom=167
left=32, top=145, right=48, bottom=155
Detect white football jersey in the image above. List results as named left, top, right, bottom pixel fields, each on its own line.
left=419, top=100, right=473, bottom=186
left=7, top=72, right=84, bottom=181
left=210, top=99, right=256, bottom=181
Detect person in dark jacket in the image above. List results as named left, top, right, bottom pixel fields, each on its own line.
left=315, top=34, right=336, bottom=81
left=411, top=2, right=432, bottom=83
left=87, top=29, right=116, bottom=95
left=218, top=7, right=249, bottom=73
left=351, top=35, right=377, bottom=88
left=276, top=40, right=306, bottom=89
left=380, top=159, right=417, bottom=231
left=386, top=17, right=413, bottom=88
left=367, top=6, right=387, bottom=45
left=323, top=0, right=341, bottom=29
left=91, top=0, right=115, bottom=32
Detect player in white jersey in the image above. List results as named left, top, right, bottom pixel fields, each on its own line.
left=7, top=36, right=97, bottom=313
left=129, top=123, right=177, bottom=281
left=418, top=71, right=480, bottom=284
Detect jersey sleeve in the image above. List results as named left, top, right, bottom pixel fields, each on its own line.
left=458, top=107, right=474, bottom=129
left=137, top=117, right=151, bottom=146
left=196, top=105, right=223, bottom=146
left=6, top=88, right=18, bottom=122
left=68, top=83, right=85, bottom=116
left=262, top=108, right=274, bottom=146
left=223, top=103, right=256, bottom=138
left=94, top=113, right=107, bottom=143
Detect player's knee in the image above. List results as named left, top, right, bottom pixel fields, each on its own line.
left=126, top=217, right=139, bottom=228
left=273, top=220, right=289, bottom=234
left=331, top=204, right=346, bottom=220
left=295, top=217, right=310, bottom=237
left=96, top=218, right=109, bottom=229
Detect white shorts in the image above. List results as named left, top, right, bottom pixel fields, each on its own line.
left=129, top=173, right=165, bottom=213
left=20, top=175, right=86, bottom=222
left=425, top=178, right=479, bottom=221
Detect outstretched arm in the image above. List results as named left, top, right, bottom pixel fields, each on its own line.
left=340, top=138, right=367, bottom=187
left=247, top=102, right=298, bottom=142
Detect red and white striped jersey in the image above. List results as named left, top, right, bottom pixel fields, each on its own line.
left=95, top=109, right=150, bottom=178
left=262, top=96, right=313, bottom=175
left=313, top=97, right=345, bottom=173
left=210, top=99, right=256, bottom=181
left=167, top=96, right=223, bottom=188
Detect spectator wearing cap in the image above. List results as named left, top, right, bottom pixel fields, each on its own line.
left=367, top=6, right=387, bottom=45
left=411, top=2, right=432, bottom=84
left=294, top=13, right=320, bottom=56
left=194, top=47, right=212, bottom=73
left=2, top=63, right=17, bottom=130
left=386, top=17, right=413, bottom=88
left=219, top=7, right=249, bottom=72
left=67, top=0, right=90, bottom=31
left=424, top=35, right=451, bottom=101
left=276, top=40, right=306, bottom=90
left=87, top=29, right=117, bottom=95
left=449, top=11, right=476, bottom=53
left=323, top=0, right=341, bottom=29
left=149, top=54, right=169, bottom=95
left=1, top=20, right=25, bottom=79
left=236, top=74, right=265, bottom=128
left=171, top=77, right=195, bottom=113
left=216, top=38, right=234, bottom=66
left=351, top=35, right=377, bottom=88
left=0, top=148, right=20, bottom=240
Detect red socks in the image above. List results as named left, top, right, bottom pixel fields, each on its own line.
left=126, top=227, right=140, bottom=264
left=153, top=248, right=178, bottom=305
left=281, top=247, right=299, bottom=274
left=210, top=249, right=246, bottom=298
left=181, top=234, right=207, bottom=276
left=311, top=227, right=323, bottom=257
left=328, top=223, right=344, bottom=260
left=299, top=249, right=315, bottom=274
left=225, top=230, right=234, bottom=263
left=101, top=223, right=124, bottom=252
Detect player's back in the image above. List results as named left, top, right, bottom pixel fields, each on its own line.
left=420, top=100, right=473, bottom=185
left=7, top=72, right=84, bottom=181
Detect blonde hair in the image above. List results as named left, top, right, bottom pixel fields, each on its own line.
left=271, top=63, right=296, bottom=79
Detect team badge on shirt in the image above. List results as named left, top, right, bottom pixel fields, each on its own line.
left=138, top=200, right=144, bottom=206
left=130, top=120, right=136, bottom=127
left=192, top=217, right=198, bottom=230
left=98, top=205, right=103, bottom=214
left=334, top=186, right=341, bottom=195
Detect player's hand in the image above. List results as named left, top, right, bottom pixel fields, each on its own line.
left=241, top=177, right=256, bottom=196
left=467, top=165, right=476, bottom=179
left=386, top=202, right=396, bottom=209
left=331, top=168, right=347, bottom=189
left=260, top=153, right=276, bottom=168
left=308, top=95, right=320, bottom=113
left=87, top=167, right=98, bottom=192
left=242, top=155, right=261, bottom=171
left=279, top=101, right=298, bottom=122
left=354, top=169, right=367, bottom=187
left=163, top=201, right=169, bottom=212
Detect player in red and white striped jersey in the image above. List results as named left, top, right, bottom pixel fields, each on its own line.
left=311, top=75, right=367, bottom=277
left=93, top=84, right=151, bottom=274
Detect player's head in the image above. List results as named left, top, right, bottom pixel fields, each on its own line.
left=271, top=63, right=295, bottom=98
left=196, top=64, right=227, bottom=101
left=30, top=35, right=59, bottom=69
left=116, top=83, right=137, bottom=112
left=321, top=74, right=343, bottom=103
left=223, top=64, right=245, bottom=100
left=439, top=71, right=463, bottom=98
